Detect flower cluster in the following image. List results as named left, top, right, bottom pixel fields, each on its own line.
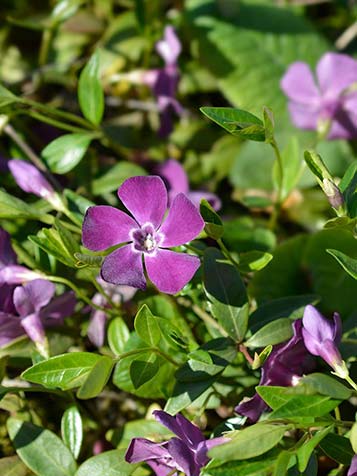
left=125, top=410, right=227, bottom=476
left=82, top=175, right=204, bottom=295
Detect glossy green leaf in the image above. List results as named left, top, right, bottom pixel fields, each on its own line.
left=76, top=356, right=113, bottom=399
left=297, top=426, right=332, bottom=472
left=319, top=433, right=354, bottom=465
left=0, top=455, right=29, bottom=476
left=0, top=190, right=52, bottom=223
left=273, top=136, right=302, bottom=200
left=204, top=457, right=276, bottom=476
left=269, top=395, right=340, bottom=419
left=92, top=162, right=147, bottom=195
left=42, top=133, right=94, bottom=174
left=300, top=373, right=351, bottom=400
left=245, top=318, right=293, bottom=348
left=327, top=248, right=357, bottom=280
left=29, top=227, right=76, bottom=267
left=200, top=199, right=224, bottom=239
left=129, top=358, right=160, bottom=389
left=75, top=449, right=138, bottom=476
left=78, top=51, right=104, bottom=125
left=7, top=418, right=77, bottom=476
left=200, top=107, right=265, bottom=141
left=108, top=318, right=130, bottom=356
left=21, top=352, right=102, bottom=390
left=257, top=386, right=299, bottom=410
left=350, top=422, right=357, bottom=453
left=61, top=406, right=83, bottom=459
left=209, top=423, right=289, bottom=461
left=134, top=305, right=161, bottom=346
left=272, top=451, right=293, bottom=476
left=204, top=248, right=248, bottom=342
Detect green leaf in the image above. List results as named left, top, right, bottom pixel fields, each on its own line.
left=0, top=190, right=53, bottom=223
left=297, top=426, right=332, bottom=472
left=108, top=318, right=130, bottom=356
left=61, top=406, right=83, bottom=460
left=75, top=449, right=138, bottom=476
left=203, top=457, right=276, bottom=476
left=257, top=386, right=299, bottom=410
left=263, top=107, right=275, bottom=144
left=319, top=433, right=354, bottom=465
left=273, top=136, right=302, bottom=200
left=238, top=251, right=273, bottom=273
left=245, top=318, right=293, bottom=348
left=204, top=248, right=248, bottom=342
left=29, top=227, right=76, bottom=267
left=21, top=352, right=102, bottom=390
left=269, top=395, right=340, bottom=419
left=0, top=455, right=29, bottom=476
left=327, top=248, right=357, bottom=280
left=134, top=305, right=161, bottom=346
left=42, top=133, right=94, bottom=174
left=209, top=423, right=288, bottom=461
left=51, top=0, right=83, bottom=24
left=129, top=358, right=160, bottom=389
left=92, top=162, right=147, bottom=195
left=7, top=418, right=77, bottom=476
left=0, top=84, right=19, bottom=109
left=272, top=451, right=293, bottom=476
left=300, top=373, right=352, bottom=400
left=76, top=356, right=113, bottom=399
left=304, top=150, right=331, bottom=183
left=200, top=107, right=265, bottom=141
left=78, top=51, right=104, bottom=125
left=64, top=188, right=94, bottom=218
left=200, top=199, right=224, bottom=239
left=350, top=422, right=357, bottom=453
left=55, top=218, right=80, bottom=257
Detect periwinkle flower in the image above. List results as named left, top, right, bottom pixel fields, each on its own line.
left=157, top=159, right=221, bottom=211
left=281, top=52, right=357, bottom=139
left=125, top=410, right=227, bottom=476
left=236, top=320, right=315, bottom=422
left=82, top=176, right=204, bottom=295
left=0, top=279, right=76, bottom=353
left=8, top=159, right=64, bottom=210
left=302, top=305, right=347, bottom=378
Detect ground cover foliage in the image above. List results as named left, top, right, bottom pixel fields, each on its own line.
left=1, top=0, right=357, bottom=475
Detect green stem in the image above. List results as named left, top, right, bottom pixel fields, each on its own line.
left=27, top=110, right=88, bottom=134
left=91, top=277, right=120, bottom=312
left=344, top=374, right=357, bottom=392
left=217, top=238, right=240, bottom=268
left=39, top=27, right=55, bottom=66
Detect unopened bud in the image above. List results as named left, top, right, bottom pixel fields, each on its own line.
left=322, top=178, right=344, bottom=209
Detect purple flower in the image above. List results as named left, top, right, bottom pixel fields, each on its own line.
left=302, top=305, right=346, bottom=377
left=281, top=52, right=357, bottom=139
left=8, top=159, right=63, bottom=210
left=236, top=320, right=315, bottom=422
left=82, top=176, right=204, bottom=295
left=348, top=455, right=357, bottom=476
left=157, top=159, right=221, bottom=211
left=125, top=410, right=227, bottom=476
left=0, top=279, right=76, bottom=352
left=88, top=278, right=136, bottom=347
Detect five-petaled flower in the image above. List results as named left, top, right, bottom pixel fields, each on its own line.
left=235, top=320, right=315, bottom=422
left=125, top=410, right=227, bottom=476
left=302, top=304, right=347, bottom=378
left=281, top=52, right=357, bottom=139
left=82, top=176, right=204, bottom=295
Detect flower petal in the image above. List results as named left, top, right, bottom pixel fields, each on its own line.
left=87, top=307, right=107, bottom=348
left=13, top=280, right=55, bottom=317
left=287, top=102, right=319, bottom=130
left=125, top=438, right=171, bottom=463
left=166, top=438, right=198, bottom=476
left=188, top=191, right=221, bottom=211
left=235, top=393, right=268, bottom=423
left=145, top=249, right=200, bottom=294
left=157, top=159, right=189, bottom=197
left=281, top=62, right=320, bottom=104
left=316, top=52, right=357, bottom=97
left=118, top=176, right=167, bottom=228
left=20, top=312, right=46, bottom=344
left=0, top=312, right=23, bottom=346
left=347, top=455, right=357, bottom=476
left=82, top=205, right=137, bottom=251
left=0, top=228, right=16, bottom=267
left=318, top=339, right=343, bottom=369
left=0, top=265, right=44, bottom=285
left=156, top=26, right=181, bottom=65
left=160, top=194, right=204, bottom=247
left=302, top=305, right=335, bottom=342
left=101, top=245, right=146, bottom=290
left=9, top=159, right=55, bottom=200
left=153, top=410, right=204, bottom=449
left=40, top=291, right=76, bottom=326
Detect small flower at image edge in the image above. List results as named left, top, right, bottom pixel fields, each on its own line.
left=82, top=176, right=204, bottom=294
left=302, top=304, right=348, bottom=378
left=348, top=455, right=357, bottom=476
left=281, top=52, right=357, bottom=139
left=125, top=410, right=228, bottom=476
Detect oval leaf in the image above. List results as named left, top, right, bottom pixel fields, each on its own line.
left=78, top=51, right=104, bottom=125
left=61, top=406, right=83, bottom=460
